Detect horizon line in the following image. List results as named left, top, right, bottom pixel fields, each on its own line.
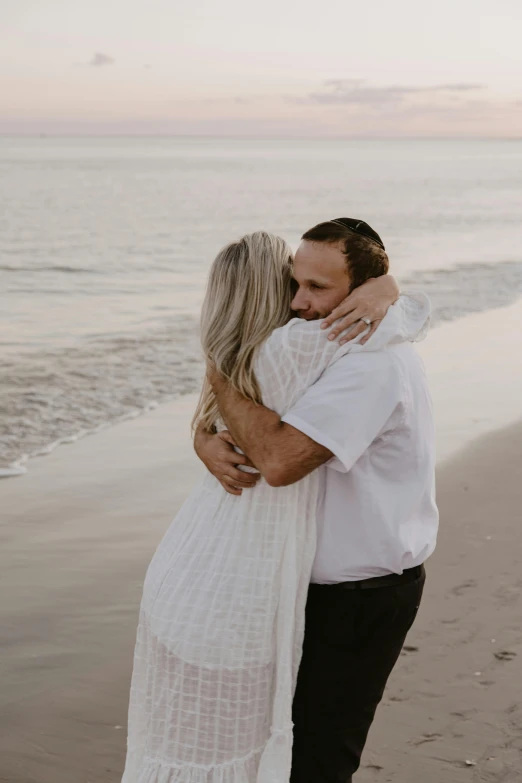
left=1, top=132, right=521, bottom=142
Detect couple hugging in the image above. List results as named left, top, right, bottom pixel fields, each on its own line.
left=121, top=217, right=438, bottom=783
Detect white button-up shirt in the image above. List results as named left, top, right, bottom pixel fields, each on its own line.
left=282, top=341, right=438, bottom=584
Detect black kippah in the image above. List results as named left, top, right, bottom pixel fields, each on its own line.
left=330, top=217, right=385, bottom=251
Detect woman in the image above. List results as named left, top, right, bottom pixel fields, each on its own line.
left=121, top=232, right=429, bottom=783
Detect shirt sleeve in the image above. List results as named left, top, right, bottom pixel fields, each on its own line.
left=281, top=351, right=403, bottom=473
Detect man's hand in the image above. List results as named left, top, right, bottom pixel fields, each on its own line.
left=321, top=274, right=400, bottom=345
left=194, top=426, right=260, bottom=496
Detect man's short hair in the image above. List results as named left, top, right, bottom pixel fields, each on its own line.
left=302, top=221, right=389, bottom=291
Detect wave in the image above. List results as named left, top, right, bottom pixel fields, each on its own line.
left=401, top=260, right=522, bottom=327
left=1, top=259, right=522, bottom=477
left=0, top=315, right=204, bottom=477
left=0, top=264, right=97, bottom=274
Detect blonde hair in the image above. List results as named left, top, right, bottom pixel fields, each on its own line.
left=192, top=231, right=293, bottom=433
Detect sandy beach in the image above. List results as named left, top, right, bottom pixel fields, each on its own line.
left=2, top=301, right=522, bottom=783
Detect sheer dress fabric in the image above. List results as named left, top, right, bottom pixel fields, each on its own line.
left=121, top=293, right=430, bottom=783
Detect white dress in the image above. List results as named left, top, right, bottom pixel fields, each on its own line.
left=121, top=294, right=430, bottom=783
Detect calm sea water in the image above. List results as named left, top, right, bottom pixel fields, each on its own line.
left=1, top=136, right=522, bottom=474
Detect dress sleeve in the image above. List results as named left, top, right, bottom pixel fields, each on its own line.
left=255, top=318, right=355, bottom=416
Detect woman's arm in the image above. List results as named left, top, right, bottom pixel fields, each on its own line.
left=320, top=274, right=400, bottom=344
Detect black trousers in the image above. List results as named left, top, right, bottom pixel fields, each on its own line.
left=291, top=565, right=426, bottom=783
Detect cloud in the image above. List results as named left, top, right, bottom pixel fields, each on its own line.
left=88, top=52, right=115, bottom=67
left=293, top=80, right=485, bottom=107
left=160, top=80, right=521, bottom=137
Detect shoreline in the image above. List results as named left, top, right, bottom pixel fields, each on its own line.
left=3, top=293, right=522, bottom=479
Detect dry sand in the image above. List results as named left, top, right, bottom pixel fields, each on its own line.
left=2, top=301, right=522, bottom=783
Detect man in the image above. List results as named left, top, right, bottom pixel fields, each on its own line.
left=195, top=218, right=438, bottom=782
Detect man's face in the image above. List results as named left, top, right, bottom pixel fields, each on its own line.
left=291, top=240, right=351, bottom=320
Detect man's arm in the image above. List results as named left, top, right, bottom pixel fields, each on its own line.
left=211, top=350, right=402, bottom=488
left=198, top=277, right=403, bottom=490
left=210, top=372, right=332, bottom=487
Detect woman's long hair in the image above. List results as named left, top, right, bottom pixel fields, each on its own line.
left=192, top=231, right=293, bottom=433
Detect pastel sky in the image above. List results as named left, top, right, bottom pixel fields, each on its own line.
left=2, top=0, right=522, bottom=136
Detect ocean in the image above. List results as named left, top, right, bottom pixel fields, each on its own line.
left=1, top=136, right=522, bottom=475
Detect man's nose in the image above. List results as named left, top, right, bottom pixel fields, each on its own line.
left=291, top=287, right=309, bottom=312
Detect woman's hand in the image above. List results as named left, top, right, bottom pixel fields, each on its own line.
left=321, top=274, right=400, bottom=345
